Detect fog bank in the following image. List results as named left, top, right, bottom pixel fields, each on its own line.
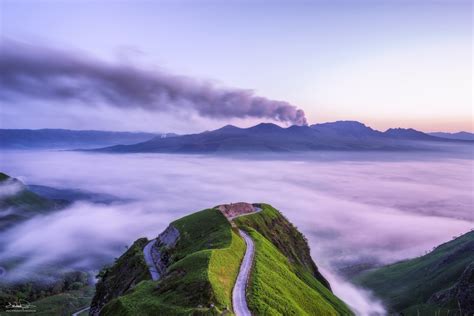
left=1, top=150, right=472, bottom=315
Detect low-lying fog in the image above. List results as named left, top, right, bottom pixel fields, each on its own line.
left=1, top=150, right=473, bottom=315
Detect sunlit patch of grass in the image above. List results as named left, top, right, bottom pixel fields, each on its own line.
left=243, top=228, right=352, bottom=315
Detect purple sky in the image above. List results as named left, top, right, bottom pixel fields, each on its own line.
left=1, top=0, right=472, bottom=133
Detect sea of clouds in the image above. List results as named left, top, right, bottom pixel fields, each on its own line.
left=0, top=150, right=472, bottom=315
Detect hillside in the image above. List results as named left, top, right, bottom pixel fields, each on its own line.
left=0, top=172, right=64, bottom=229
left=95, top=121, right=469, bottom=154
left=0, top=270, right=92, bottom=315
left=353, top=230, right=474, bottom=315
left=27, top=184, right=120, bottom=204
left=89, top=204, right=353, bottom=315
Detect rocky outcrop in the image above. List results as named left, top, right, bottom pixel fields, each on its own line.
left=217, top=202, right=261, bottom=218
left=157, top=225, right=179, bottom=248
left=149, top=225, right=180, bottom=278
left=429, top=261, right=474, bottom=314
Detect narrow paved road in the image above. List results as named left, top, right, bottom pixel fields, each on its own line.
left=71, top=306, right=90, bottom=316
left=232, top=229, right=254, bottom=316
left=143, top=239, right=160, bottom=280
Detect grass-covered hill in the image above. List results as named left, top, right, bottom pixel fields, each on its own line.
left=0, top=172, right=64, bottom=229
left=353, top=230, right=474, bottom=316
left=90, top=204, right=353, bottom=315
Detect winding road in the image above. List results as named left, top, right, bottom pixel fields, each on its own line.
left=71, top=306, right=90, bottom=316
left=232, top=229, right=255, bottom=316
left=143, top=239, right=160, bottom=281
left=229, top=206, right=261, bottom=316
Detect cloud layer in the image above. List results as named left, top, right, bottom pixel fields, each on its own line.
left=0, top=41, right=307, bottom=126
left=1, top=150, right=473, bottom=314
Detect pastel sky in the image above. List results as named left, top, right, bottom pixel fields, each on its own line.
left=0, top=0, right=472, bottom=133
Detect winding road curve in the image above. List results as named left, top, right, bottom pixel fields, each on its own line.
left=143, top=239, right=160, bottom=281
left=143, top=207, right=259, bottom=315
left=232, top=229, right=255, bottom=316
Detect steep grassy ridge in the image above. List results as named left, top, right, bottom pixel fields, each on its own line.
left=91, top=238, right=150, bottom=314
left=208, top=230, right=245, bottom=309
left=234, top=204, right=330, bottom=289
left=243, top=229, right=352, bottom=315
left=354, top=231, right=474, bottom=315
left=234, top=205, right=353, bottom=315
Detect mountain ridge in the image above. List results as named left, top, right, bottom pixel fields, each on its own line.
left=93, top=121, right=472, bottom=154
left=0, top=129, right=162, bottom=149
left=429, top=131, right=474, bottom=141
left=3, top=122, right=472, bottom=153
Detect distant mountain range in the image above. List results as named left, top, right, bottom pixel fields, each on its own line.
left=429, top=131, right=474, bottom=141
left=2, top=123, right=472, bottom=152
left=0, top=129, right=163, bottom=149
left=94, top=121, right=473, bottom=154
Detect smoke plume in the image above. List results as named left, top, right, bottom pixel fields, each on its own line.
left=0, top=41, right=307, bottom=125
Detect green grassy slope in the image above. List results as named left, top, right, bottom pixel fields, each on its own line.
left=245, top=228, right=352, bottom=315
left=208, top=231, right=245, bottom=309
left=91, top=238, right=151, bottom=314
left=235, top=205, right=353, bottom=315
left=353, top=230, right=474, bottom=315
left=99, top=209, right=245, bottom=315
left=234, top=204, right=331, bottom=289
